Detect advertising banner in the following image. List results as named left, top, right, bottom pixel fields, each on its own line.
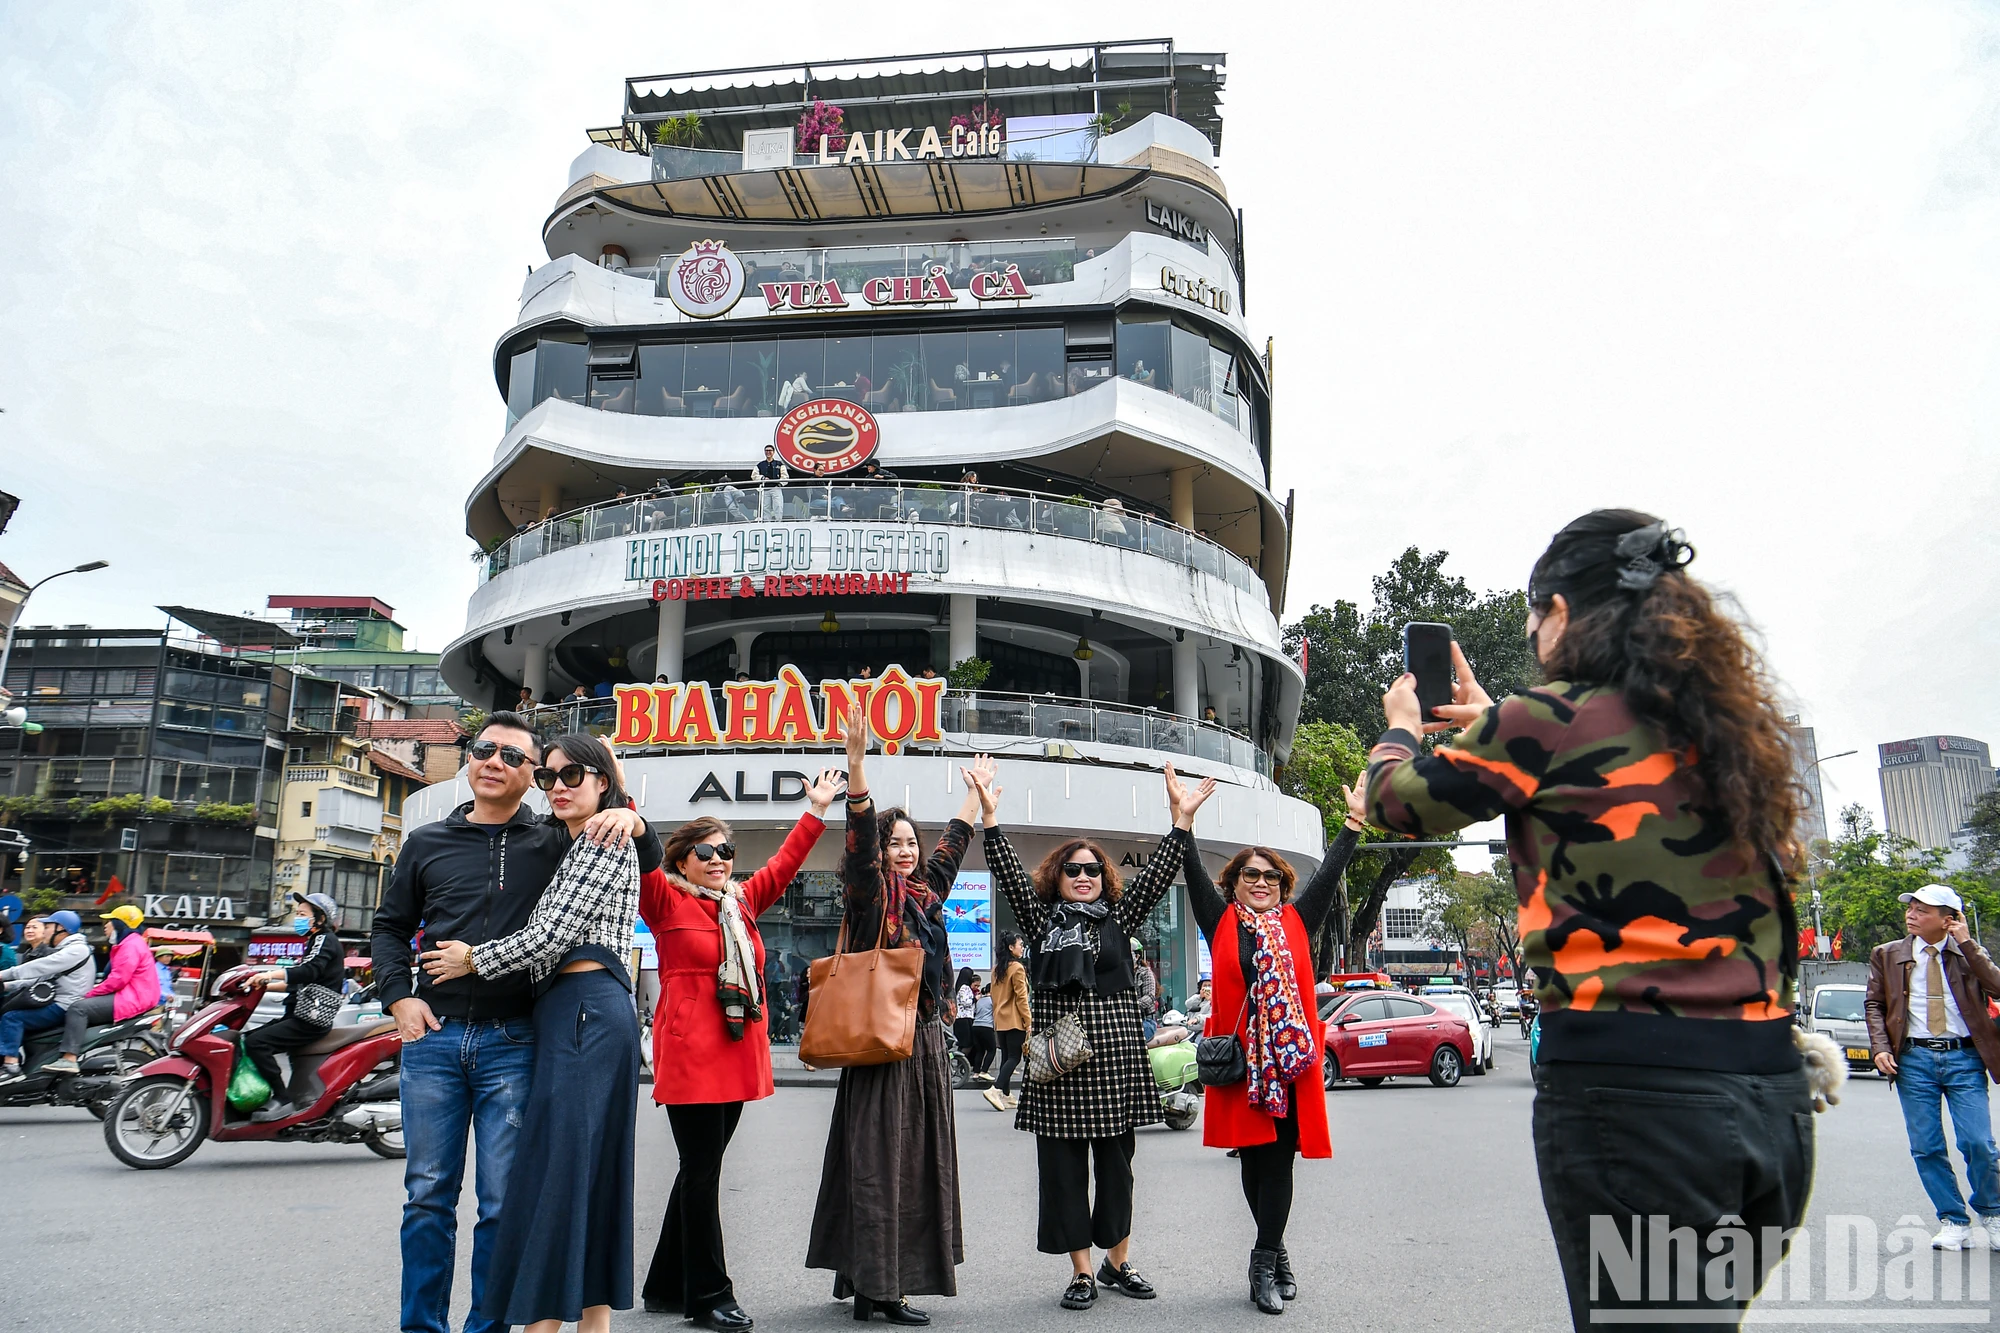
left=946, top=871, right=993, bottom=971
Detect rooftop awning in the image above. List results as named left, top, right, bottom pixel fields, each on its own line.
left=159, top=606, right=301, bottom=648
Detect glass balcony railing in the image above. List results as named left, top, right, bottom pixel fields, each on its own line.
left=520, top=688, right=1271, bottom=778
left=476, top=482, right=1262, bottom=597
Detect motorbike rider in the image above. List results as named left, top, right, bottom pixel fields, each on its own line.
left=43, top=904, right=162, bottom=1075
left=0, top=911, right=97, bottom=1083
left=239, top=892, right=347, bottom=1122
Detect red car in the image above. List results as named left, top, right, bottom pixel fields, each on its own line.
left=1319, top=990, right=1474, bottom=1088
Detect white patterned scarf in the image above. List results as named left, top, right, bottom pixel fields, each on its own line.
left=668, top=873, right=764, bottom=1038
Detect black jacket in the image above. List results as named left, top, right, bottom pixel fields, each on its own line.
left=282, top=929, right=348, bottom=1025
left=371, top=801, right=662, bottom=1021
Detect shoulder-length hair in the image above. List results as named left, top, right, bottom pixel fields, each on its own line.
left=1031, top=838, right=1123, bottom=904
left=545, top=732, right=630, bottom=816
left=661, top=815, right=734, bottom=879
left=876, top=806, right=924, bottom=873
left=1529, top=509, right=1805, bottom=865
left=1218, top=846, right=1298, bottom=903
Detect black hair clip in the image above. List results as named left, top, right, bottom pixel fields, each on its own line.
left=1614, top=522, right=1694, bottom=591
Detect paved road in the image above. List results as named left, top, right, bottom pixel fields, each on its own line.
left=1, top=1030, right=1988, bottom=1331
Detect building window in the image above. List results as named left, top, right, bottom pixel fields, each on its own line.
left=1383, top=908, right=1422, bottom=941
left=300, top=801, right=312, bottom=818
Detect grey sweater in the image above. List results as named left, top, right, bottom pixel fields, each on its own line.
left=1, top=933, right=98, bottom=1007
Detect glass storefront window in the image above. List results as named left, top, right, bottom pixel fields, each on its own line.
left=733, top=340, right=778, bottom=417
left=1016, top=328, right=1064, bottom=404
left=1211, top=346, right=1239, bottom=429
left=636, top=343, right=685, bottom=416
left=534, top=339, right=588, bottom=406
left=870, top=334, right=921, bottom=412
left=777, top=337, right=824, bottom=411
left=160, top=700, right=212, bottom=731
left=589, top=372, right=636, bottom=413
left=682, top=343, right=732, bottom=415
left=1171, top=324, right=1209, bottom=410
left=1117, top=317, right=1170, bottom=390
left=919, top=332, right=967, bottom=409
left=507, top=346, right=537, bottom=421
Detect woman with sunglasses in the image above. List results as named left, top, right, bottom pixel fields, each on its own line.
left=1179, top=780, right=1367, bottom=1314
left=639, top=767, right=845, bottom=1331
left=979, top=761, right=1214, bottom=1311
left=807, top=704, right=995, bottom=1326
left=419, top=733, right=652, bottom=1333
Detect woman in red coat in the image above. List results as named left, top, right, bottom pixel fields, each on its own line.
left=639, top=766, right=845, bottom=1332
left=1182, top=779, right=1365, bottom=1316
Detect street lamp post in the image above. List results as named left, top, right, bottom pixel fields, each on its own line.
left=1802, top=748, right=1859, bottom=959
left=0, top=560, right=111, bottom=706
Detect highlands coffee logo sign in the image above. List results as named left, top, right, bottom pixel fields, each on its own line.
left=612, top=665, right=944, bottom=755
left=775, top=398, right=880, bottom=475
left=666, top=240, right=746, bottom=319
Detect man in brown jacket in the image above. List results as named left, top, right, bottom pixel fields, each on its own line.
left=1865, top=884, right=2000, bottom=1251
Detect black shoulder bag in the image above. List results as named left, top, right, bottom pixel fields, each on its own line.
left=1196, top=995, right=1252, bottom=1088
left=19, top=951, right=91, bottom=1008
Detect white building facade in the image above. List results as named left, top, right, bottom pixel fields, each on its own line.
left=408, top=42, right=1323, bottom=1009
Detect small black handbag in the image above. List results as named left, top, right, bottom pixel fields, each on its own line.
left=1195, top=996, right=1251, bottom=1088
left=20, top=953, right=91, bottom=1008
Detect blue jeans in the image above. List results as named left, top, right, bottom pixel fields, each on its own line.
left=0, top=1001, right=65, bottom=1060
left=399, top=1016, right=536, bottom=1333
left=1895, top=1043, right=2000, bottom=1224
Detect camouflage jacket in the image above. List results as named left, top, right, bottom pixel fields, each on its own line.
left=1365, top=682, right=1800, bottom=1073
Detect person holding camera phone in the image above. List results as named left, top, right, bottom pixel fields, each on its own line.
left=1865, top=884, right=2000, bottom=1250
left=1178, top=780, right=1366, bottom=1314
left=1365, top=510, right=1815, bottom=1331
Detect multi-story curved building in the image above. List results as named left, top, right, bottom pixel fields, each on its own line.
left=410, top=41, right=1324, bottom=1008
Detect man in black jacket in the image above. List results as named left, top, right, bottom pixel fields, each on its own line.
left=373, top=712, right=662, bottom=1333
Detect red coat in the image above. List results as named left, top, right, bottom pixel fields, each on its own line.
left=640, top=812, right=825, bottom=1105
left=1202, top=902, right=1331, bottom=1158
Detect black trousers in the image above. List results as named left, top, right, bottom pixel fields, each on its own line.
left=241, top=1015, right=329, bottom=1101
left=1534, top=1060, right=1813, bottom=1333
left=1035, top=1131, right=1135, bottom=1255
left=1238, top=1102, right=1301, bottom=1250
left=953, top=1017, right=975, bottom=1055
left=995, top=1028, right=1027, bottom=1095
left=970, top=1027, right=997, bottom=1074
left=645, top=1101, right=746, bottom=1315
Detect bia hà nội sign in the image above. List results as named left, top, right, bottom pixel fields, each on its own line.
left=613, top=665, right=944, bottom=755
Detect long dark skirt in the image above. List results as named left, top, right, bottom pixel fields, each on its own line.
left=806, top=1020, right=964, bottom=1301
left=479, top=969, right=639, bottom=1325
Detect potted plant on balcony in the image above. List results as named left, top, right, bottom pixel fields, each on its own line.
left=945, top=656, right=993, bottom=727
left=796, top=101, right=847, bottom=158
left=651, top=114, right=709, bottom=180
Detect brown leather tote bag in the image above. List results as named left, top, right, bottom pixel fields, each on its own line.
left=800, top=900, right=924, bottom=1068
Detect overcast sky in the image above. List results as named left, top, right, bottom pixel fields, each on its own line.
left=3, top=2, right=1995, bottom=827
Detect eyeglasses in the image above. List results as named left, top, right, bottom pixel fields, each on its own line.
left=1237, top=868, right=1283, bottom=885
left=690, top=842, right=737, bottom=862
left=468, top=740, right=532, bottom=768
left=533, top=763, right=603, bottom=791
left=1061, top=860, right=1103, bottom=878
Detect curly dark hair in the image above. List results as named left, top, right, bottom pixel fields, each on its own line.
left=876, top=807, right=924, bottom=875
left=1218, top=846, right=1298, bottom=903
left=1032, top=839, right=1122, bottom=903
left=1529, top=509, right=1805, bottom=865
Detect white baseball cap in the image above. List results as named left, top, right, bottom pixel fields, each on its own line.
left=1899, top=884, right=1964, bottom=914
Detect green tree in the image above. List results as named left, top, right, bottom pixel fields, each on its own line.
left=1283, top=546, right=1537, bottom=739
left=1817, top=804, right=2000, bottom=956
left=1966, top=788, right=2000, bottom=877
left=1419, top=864, right=1525, bottom=984
left=1278, top=720, right=1367, bottom=845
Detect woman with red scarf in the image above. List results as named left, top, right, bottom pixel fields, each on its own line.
left=807, top=704, right=994, bottom=1326
left=1182, top=781, right=1366, bottom=1315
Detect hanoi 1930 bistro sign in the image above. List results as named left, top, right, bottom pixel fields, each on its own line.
left=627, top=524, right=952, bottom=581
left=613, top=665, right=944, bottom=755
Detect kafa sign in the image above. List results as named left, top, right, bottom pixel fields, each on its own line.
left=775, top=399, right=880, bottom=474
left=613, top=665, right=945, bottom=756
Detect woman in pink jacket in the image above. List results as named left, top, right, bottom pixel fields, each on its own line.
left=44, top=904, right=160, bottom=1074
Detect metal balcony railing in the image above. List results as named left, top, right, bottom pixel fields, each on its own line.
left=477, top=482, right=1262, bottom=597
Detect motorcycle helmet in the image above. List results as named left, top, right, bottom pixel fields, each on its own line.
left=101, top=904, right=145, bottom=930
left=45, top=910, right=83, bottom=936
left=292, top=892, right=340, bottom=930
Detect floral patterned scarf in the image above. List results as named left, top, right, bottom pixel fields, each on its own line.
left=1237, top=903, right=1316, bottom=1118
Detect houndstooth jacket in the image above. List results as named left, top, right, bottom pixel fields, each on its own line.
left=985, top=823, right=1190, bottom=1139
left=471, top=834, right=639, bottom=987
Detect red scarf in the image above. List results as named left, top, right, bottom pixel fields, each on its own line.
left=1237, top=904, right=1316, bottom=1118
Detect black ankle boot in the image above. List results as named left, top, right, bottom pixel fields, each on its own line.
left=1273, top=1247, right=1297, bottom=1301
left=1249, top=1248, right=1284, bottom=1315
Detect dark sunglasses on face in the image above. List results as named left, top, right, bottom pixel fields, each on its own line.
left=469, top=740, right=532, bottom=768
left=1237, top=868, right=1282, bottom=886
left=691, top=842, right=737, bottom=863
left=1061, top=860, right=1103, bottom=878
left=533, top=763, right=603, bottom=791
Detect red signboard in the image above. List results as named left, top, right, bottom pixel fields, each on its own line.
left=650, top=571, right=916, bottom=602
left=613, top=665, right=943, bottom=756
left=774, top=398, right=880, bottom=475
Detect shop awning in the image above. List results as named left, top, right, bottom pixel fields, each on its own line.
left=345, top=954, right=370, bottom=969
left=145, top=928, right=214, bottom=944
left=158, top=606, right=301, bottom=648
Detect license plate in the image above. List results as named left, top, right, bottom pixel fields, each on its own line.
left=1358, top=1032, right=1388, bottom=1048
left=1846, top=1048, right=1870, bottom=1062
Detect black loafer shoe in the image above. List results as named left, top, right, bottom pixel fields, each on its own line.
left=1060, top=1274, right=1098, bottom=1310
left=1095, top=1260, right=1156, bottom=1299
left=695, top=1300, right=754, bottom=1330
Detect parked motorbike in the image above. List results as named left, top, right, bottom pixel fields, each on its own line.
left=1, top=1008, right=169, bottom=1118
left=1149, top=1011, right=1200, bottom=1131
left=102, top=965, right=403, bottom=1170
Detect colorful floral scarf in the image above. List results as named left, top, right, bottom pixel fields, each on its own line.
left=1237, top=903, right=1316, bottom=1118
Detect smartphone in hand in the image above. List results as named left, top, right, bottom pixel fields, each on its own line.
left=1402, top=622, right=1455, bottom=722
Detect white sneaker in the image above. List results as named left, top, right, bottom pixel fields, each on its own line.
left=1983, top=1218, right=2000, bottom=1251
left=982, top=1087, right=1008, bottom=1111
left=1967, top=1221, right=1990, bottom=1250
left=1933, top=1222, right=1971, bottom=1250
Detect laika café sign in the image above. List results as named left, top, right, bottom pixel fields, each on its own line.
left=613, top=665, right=944, bottom=755
left=810, top=124, right=1002, bottom=166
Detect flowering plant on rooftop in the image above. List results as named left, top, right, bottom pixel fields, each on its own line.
left=950, top=101, right=1005, bottom=145
left=797, top=101, right=847, bottom=153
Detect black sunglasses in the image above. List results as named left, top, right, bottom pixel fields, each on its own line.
left=1061, top=860, right=1103, bottom=878
left=533, top=763, right=603, bottom=791
left=469, top=740, right=532, bottom=768
left=690, top=842, right=737, bottom=862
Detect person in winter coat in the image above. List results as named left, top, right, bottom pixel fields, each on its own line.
left=986, top=932, right=1032, bottom=1109
left=0, top=911, right=97, bottom=1081
left=241, top=892, right=348, bottom=1121
left=43, top=904, right=162, bottom=1074
left=639, top=768, right=842, bottom=1331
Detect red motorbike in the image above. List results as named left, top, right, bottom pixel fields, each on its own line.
left=102, top=964, right=404, bottom=1169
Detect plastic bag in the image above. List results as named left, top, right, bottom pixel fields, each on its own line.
left=226, top=1048, right=272, bottom=1111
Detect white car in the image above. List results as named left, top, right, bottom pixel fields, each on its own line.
left=1424, top=991, right=1495, bottom=1074
left=1491, top=985, right=1522, bottom=1017
left=1806, top=983, right=1875, bottom=1073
